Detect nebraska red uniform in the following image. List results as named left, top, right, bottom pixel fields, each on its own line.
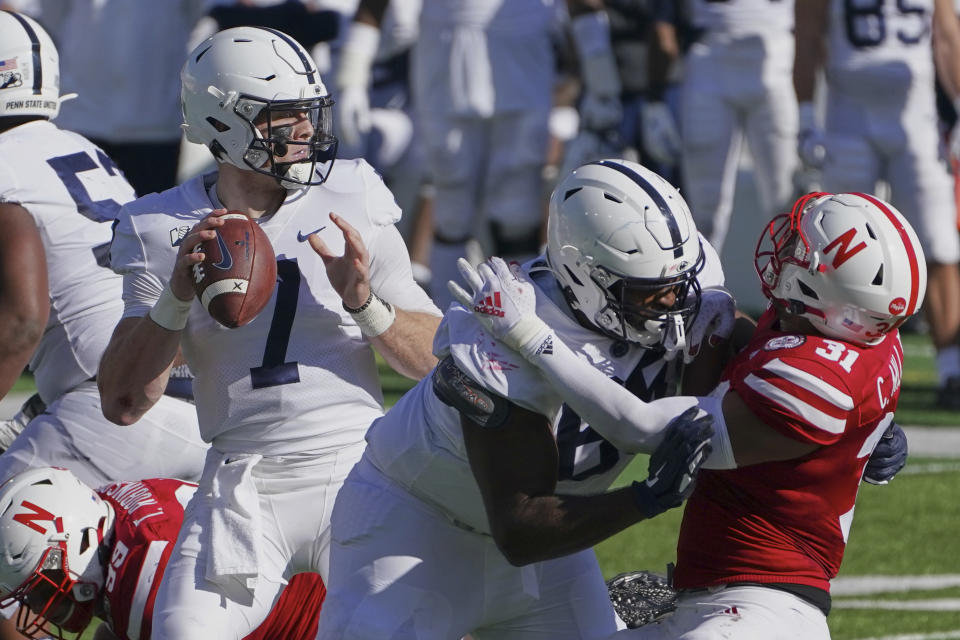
left=97, top=479, right=324, bottom=640
left=674, top=308, right=903, bottom=593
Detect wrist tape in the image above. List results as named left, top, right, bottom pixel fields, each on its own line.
left=345, top=292, right=396, bottom=337
left=149, top=284, right=193, bottom=331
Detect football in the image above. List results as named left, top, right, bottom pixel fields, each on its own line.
left=191, top=212, right=277, bottom=328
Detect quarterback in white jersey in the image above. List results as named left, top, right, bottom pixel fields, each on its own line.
left=98, top=27, right=441, bottom=640
left=675, top=0, right=798, bottom=252
left=0, top=10, right=207, bottom=489
left=317, top=160, right=727, bottom=640
left=795, top=0, right=960, bottom=406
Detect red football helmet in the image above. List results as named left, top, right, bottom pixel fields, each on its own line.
left=0, top=467, right=114, bottom=639
left=755, top=192, right=927, bottom=345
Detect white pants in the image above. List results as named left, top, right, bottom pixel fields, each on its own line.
left=317, top=455, right=619, bottom=640
left=0, top=381, right=208, bottom=487
left=151, top=442, right=364, bottom=640
left=681, top=32, right=798, bottom=252
left=606, top=585, right=830, bottom=640
left=822, top=76, right=960, bottom=264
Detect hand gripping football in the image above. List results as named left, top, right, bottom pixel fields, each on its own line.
left=191, top=212, right=277, bottom=328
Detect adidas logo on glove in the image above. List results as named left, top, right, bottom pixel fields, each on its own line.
left=474, top=293, right=505, bottom=318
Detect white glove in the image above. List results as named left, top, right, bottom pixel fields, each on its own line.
left=335, top=22, right=379, bottom=147
left=683, top=287, right=736, bottom=364
left=640, top=101, right=681, bottom=166
left=797, top=101, right=826, bottom=169
left=448, top=257, right=554, bottom=358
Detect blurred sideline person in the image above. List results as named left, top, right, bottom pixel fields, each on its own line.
left=98, top=27, right=441, bottom=639
left=316, top=160, right=736, bottom=639
left=795, top=0, right=960, bottom=409
left=0, top=11, right=207, bottom=490
left=339, top=0, right=624, bottom=310
left=0, top=466, right=325, bottom=640
left=656, top=0, right=798, bottom=252
left=457, top=191, right=924, bottom=638
left=334, top=0, right=433, bottom=283
left=11, top=0, right=215, bottom=196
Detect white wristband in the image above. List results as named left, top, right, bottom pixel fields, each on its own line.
left=347, top=292, right=396, bottom=337
left=148, top=284, right=193, bottom=331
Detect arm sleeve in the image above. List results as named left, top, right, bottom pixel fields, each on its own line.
left=524, top=328, right=714, bottom=453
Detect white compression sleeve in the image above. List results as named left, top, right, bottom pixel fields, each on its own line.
left=526, top=331, right=736, bottom=467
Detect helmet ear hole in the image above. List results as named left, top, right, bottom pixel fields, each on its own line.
left=207, top=117, right=231, bottom=133
left=871, top=265, right=883, bottom=286
left=797, top=280, right=819, bottom=299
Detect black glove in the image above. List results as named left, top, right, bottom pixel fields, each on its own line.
left=632, top=407, right=714, bottom=519
left=607, top=570, right=678, bottom=628
left=864, top=422, right=907, bottom=485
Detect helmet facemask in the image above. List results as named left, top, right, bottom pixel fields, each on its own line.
left=229, top=94, right=337, bottom=189
left=582, top=252, right=704, bottom=349
left=1, top=522, right=106, bottom=639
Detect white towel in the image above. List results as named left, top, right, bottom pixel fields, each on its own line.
left=204, top=452, right=263, bottom=593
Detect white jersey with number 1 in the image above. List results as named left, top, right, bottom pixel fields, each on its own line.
left=110, top=158, right=441, bottom=455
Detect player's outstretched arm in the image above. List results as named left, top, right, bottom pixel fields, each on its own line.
left=449, top=258, right=722, bottom=456
left=462, top=401, right=711, bottom=566
left=0, top=204, right=49, bottom=399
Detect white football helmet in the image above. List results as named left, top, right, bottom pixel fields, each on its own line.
left=181, top=26, right=337, bottom=189
left=755, top=192, right=928, bottom=345
left=546, top=159, right=703, bottom=350
left=0, top=11, right=75, bottom=120
left=0, top=467, right=114, bottom=639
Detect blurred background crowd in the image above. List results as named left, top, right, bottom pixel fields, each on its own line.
left=2, top=0, right=960, bottom=410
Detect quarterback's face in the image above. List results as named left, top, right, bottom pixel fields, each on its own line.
left=254, top=109, right=316, bottom=164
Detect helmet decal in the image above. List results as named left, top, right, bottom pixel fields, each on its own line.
left=4, top=11, right=41, bottom=95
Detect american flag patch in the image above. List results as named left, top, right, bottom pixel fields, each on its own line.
left=0, top=58, right=17, bottom=72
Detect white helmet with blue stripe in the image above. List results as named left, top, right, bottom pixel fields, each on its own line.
left=546, top=159, right=704, bottom=350
left=0, top=11, right=74, bottom=120
left=180, top=26, right=337, bottom=189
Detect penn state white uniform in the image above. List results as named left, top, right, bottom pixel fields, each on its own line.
left=317, top=242, right=723, bottom=640
left=415, top=0, right=561, bottom=307
left=109, top=158, right=441, bottom=639
left=680, top=0, right=798, bottom=251
left=0, top=120, right=207, bottom=488
left=820, top=0, right=959, bottom=264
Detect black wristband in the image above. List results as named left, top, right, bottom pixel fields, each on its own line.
left=342, top=291, right=375, bottom=314
left=630, top=480, right=662, bottom=520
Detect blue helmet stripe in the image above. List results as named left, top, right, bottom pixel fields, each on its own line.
left=4, top=10, right=42, bottom=94
left=592, top=160, right=685, bottom=258
left=256, top=26, right=316, bottom=84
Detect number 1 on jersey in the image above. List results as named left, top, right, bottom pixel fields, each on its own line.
left=250, top=259, right=301, bottom=388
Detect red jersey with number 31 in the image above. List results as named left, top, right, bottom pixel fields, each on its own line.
left=673, top=308, right=903, bottom=592
left=98, top=478, right=324, bottom=640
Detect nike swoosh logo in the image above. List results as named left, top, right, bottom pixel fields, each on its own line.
left=297, top=226, right=326, bottom=242
left=212, top=231, right=233, bottom=270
